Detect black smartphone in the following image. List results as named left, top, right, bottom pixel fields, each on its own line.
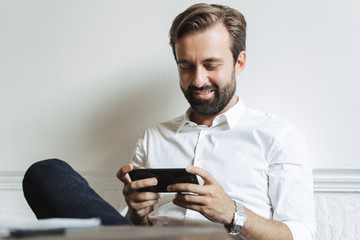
left=128, top=168, right=199, bottom=192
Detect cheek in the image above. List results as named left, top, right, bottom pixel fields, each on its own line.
left=214, top=68, right=234, bottom=86
left=209, top=72, right=228, bottom=87
left=179, top=72, right=191, bottom=88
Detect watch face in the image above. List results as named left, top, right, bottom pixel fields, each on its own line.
left=234, top=202, right=246, bottom=229
left=234, top=212, right=246, bottom=226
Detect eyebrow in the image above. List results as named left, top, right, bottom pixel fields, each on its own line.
left=176, top=59, right=192, bottom=65
left=203, top=58, right=224, bottom=64
left=177, top=58, right=225, bottom=65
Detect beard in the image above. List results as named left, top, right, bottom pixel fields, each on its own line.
left=181, top=71, right=236, bottom=116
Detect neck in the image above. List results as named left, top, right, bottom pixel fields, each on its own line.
left=190, top=96, right=239, bottom=127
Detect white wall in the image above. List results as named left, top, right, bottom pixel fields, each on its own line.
left=1, top=1, right=360, bottom=170
left=1, top=0, right=360, bottom=173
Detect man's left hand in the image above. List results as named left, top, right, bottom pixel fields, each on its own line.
left=167, top=165, right=235, bottom=225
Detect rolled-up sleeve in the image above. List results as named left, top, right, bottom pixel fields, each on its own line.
left=268, top=126, right=316, bottom=240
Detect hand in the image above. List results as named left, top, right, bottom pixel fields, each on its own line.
left=167, top=165, right=235, bottom=225
left=116, top=164, right=162, bottom=225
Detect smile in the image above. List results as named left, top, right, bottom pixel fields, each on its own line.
left=199, top=90, right=212, bottom=95
left=192, top=89, right=215, bottom=100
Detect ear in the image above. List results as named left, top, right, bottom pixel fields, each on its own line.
left=235, top=51, right=246, bottom=76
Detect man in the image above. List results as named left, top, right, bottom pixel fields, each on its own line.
left=23, top=3, right=315, bottom=240
left=117, top=3, right=316, bottom=240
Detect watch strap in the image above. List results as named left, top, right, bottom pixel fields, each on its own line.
left=225, top=200, right=246, bottom=235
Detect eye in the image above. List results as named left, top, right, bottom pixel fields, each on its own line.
left=179, top=63, right=194, bottom=71
left=204, top=64, right=219, bottom=70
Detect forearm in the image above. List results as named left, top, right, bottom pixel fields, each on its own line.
left=237, top=208, right=293, bottom=240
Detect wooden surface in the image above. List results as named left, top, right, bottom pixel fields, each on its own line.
left=7, top=226, right=228, bottom=240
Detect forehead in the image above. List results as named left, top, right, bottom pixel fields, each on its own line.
left=174, top=23, right=232, bottom=62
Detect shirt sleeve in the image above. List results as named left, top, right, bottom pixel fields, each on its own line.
left=268, top=126, right=316, bottom=240
left=129, top=133, right=147, bottom=168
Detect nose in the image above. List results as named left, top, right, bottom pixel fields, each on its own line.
left=192, top=67, right=208, bottom=87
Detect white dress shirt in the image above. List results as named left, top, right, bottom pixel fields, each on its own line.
left=128, top=99, right=316, bottom=240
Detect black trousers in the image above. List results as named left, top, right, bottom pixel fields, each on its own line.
left=23, top=159, right=132, bottom=226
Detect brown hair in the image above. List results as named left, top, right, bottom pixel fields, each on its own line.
left=169, top=3, right=247, bottom=64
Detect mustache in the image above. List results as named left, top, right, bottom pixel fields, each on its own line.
left=187, top=84, right=218, bottom=92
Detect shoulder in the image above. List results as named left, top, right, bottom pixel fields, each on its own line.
left=240, top=107, right=306, bottom=142
left=240, top=108, right=308, bottom=164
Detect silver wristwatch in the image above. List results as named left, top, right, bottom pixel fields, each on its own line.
left=225, top=200, right=246, bottom=235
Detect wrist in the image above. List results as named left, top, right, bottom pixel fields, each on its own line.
left=224, top=200, right=237, bottom=225
left=224, top=200, right=246, bottom=235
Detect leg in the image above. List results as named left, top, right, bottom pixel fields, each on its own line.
left=23, top=159, right=131, bottom=226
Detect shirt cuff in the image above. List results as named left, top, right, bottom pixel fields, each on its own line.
left=283, top=221, right=316, bottom=240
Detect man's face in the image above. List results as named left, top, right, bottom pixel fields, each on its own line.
left=175, top=23, right=241, bottom=116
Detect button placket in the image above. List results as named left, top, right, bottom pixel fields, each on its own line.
left=193, top=129, right=207, bottom=166
left=186, top=129, right=204, bottom=221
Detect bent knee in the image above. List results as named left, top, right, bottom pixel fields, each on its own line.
left=23, top=159, right=70, bottom=183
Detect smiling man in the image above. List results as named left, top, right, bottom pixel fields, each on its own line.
left=117, top=3, right=316, bottom=240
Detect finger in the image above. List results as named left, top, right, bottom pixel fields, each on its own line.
left=123, top=176, right=159, bottom=196
left=122, top=183, right=133, bottom=196
left=131, top=177, right=158, bottom=191
left=167, top=182, right=206, bottom=195
left=128, top=191, right=162, bottom=203
left=172, top=195, right=206, bottom=212
left=129, top=200, right=159, bottom=214
left=133, top=207, right=150, bottom=219
left=174, top=192, right=206, bottom=205
left=186, top=165, right=217, bottom=185
left=123, top=177, right=158, bottom=196
left=126, top=193, right=161, bottom=216
left=116, top=164, right=133, bottom=184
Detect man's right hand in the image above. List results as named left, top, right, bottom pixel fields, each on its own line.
left=116, top=164, right=162, bottom=225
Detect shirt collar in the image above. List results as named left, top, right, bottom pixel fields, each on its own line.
left=175, top=108, right=193, bottom=134
left=175, top=98, right=247, bottom=134
left=223, top=98, right=246, bottom=129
